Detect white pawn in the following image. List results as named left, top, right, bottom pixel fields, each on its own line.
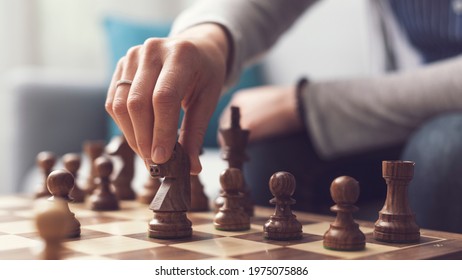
left=35, top=199, right=70, bottom=260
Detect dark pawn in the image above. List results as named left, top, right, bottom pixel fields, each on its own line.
left=138, top=174, right=161, bottom=205
left=89, top=156, right=119, bottom=211
left=35, top=151, right=56, bottom=198
left=263, top=171, right=302, bottom=240
left=216, top=106, right=254, bottom=217
left=62, top=153, right=85, bottom=203
left=106, top=135, right=136, bottom=200
left=82, top=140, right=105, bottom=195
left=323, top=176, right=365, bottom=251
left=214, top=168, right=250, bottom=231
left=46, top=169, right=81, bottom=238
left=374, top=160, right=420, bottom=243
left=190, top=174, right=209, bottom=212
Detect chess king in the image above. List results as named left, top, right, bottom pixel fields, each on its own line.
left=148, top=142, right=192, bottom=239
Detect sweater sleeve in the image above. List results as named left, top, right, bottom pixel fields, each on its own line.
left=170, top=0, right=317, bottom=87
left=302, top=54, right=462, bottom=159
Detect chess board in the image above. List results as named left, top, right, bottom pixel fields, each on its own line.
left=1, top=195, right=462, bottom=260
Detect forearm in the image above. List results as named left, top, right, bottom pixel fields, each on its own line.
left=171, top=0, right=317, bottom=87
left=302, top=55, right=462, bottom=159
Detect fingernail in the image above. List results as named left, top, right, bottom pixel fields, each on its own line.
left=153, top=146, right=166, bottom=163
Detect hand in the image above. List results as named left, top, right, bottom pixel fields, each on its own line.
left=105, top=24, right=229, bottom=174
left=219, top=85, right=304, bottom=144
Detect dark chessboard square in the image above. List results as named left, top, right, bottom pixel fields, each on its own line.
left=233, top=231, right=323, bottom=246
left=125, top=230, right=223, bottom=245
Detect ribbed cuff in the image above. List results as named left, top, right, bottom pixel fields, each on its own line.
left=295, top=77, right=309, bottom=131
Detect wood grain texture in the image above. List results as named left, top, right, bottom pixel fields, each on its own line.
left=264, top=172, right=303, bottom=240
left=214, top=168, right=250, bottom=231
left=148, top=142, right=192, bottom=239
left=374, top=161, right=420, bottom=243
left=323, top=176, right=365, bottom=251
left=89, top=156, right=120, bottom=211
left=217, top=106, right=254, bottom=216
left=46, top=169, right=81, bottom=238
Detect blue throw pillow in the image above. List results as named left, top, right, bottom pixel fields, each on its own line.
left=103, top=15, right=263, bottom=147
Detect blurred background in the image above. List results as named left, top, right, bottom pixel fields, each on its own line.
left=0, top=0, right=373, bottom=195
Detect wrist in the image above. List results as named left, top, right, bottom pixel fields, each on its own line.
left=175, top=23, right=231, bottom=75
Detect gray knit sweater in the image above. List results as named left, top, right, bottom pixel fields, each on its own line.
left=171, top=0, right=462, bottom=159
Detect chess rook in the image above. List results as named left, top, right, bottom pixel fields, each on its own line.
left=89, top=156, right=120, bottom=211
left=323, top=176, right=365, bottom=251
left=35, top=151, right=56, bottom=198
left=62, top=153, right=85, bottom=203
left=374, top=160, right=420, bottom=243
left=214, top=168, right=250, bottom=231
left=263, top=171, right=302, bottom=240
left=46, top=169, right=81, bottom=238
left=148, top=143, right=192, bottom=239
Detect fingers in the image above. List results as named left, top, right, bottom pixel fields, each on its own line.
left=113, top=48, right=144, bottom=155
left=151, top=41, right=201, bottom=165
left=127, top=39, right=163, bottom=160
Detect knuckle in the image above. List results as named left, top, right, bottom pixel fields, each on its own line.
left=127, top=96, right=146, bottom=114
left=153, top=86, right=180, bottom=106
left=126, top=46, right=140, bottom=60
left=169, top=40, right=199, bottom=60
left=112, top=98, right=129, bottom=116
left=142, top=38, right=164, bottom=64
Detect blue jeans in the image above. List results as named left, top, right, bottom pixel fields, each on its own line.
left=403, top=112, right=462, bottom=233
left=243, top=112, right=462, bottom=233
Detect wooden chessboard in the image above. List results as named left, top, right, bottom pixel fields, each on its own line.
left=1, top=195, right=462, bottom=260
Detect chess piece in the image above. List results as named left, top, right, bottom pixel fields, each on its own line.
left=263, top=171, right=302, bottom=240
left=89, top=155, right=120, bottom=211
left=62, top=153, right=85, bottom=203
left=35, top=151, right=56, bottom=198
left=106, top=135, right=136, bottom=200
left=374, top=160, right=420, bottom=243
left=138, top=174, right=162, bottom=205
left=214, top=168, right=250, bottom=231
left=82, top=140, right=105, bottom=195
left=216, top=106, right=254, bottom=216
left=190, top=174, right=209, bottom=212
left=35, top=198, right=70, bottom=260
left=323, top=176, right=365, bottom=251
left=46, top=169, right=81, bottom=238
left=148, top=142, right=192, bottom=239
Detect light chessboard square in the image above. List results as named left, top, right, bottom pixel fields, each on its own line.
left=64, top=236, right=163, bottom=255
left=170, top=237, right=281, bottom=257
left=81, top=220, right=148, bottom=235
left=288, top=240, right=398, bottom=259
